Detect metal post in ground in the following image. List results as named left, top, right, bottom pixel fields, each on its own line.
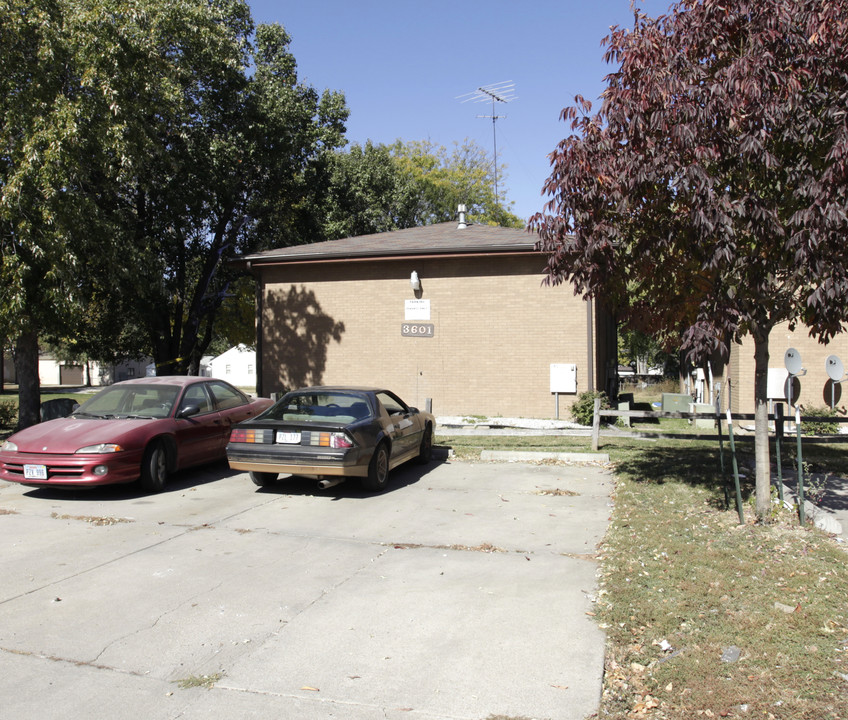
left=726, top=409, right=745, bottom=524
left=591, top=397, right=601, bottom=452
left=716, top=398, right=729, bottom=510
left=796, top=405, right=805, bottom=525
left=774, top=403, right=785, bottom=505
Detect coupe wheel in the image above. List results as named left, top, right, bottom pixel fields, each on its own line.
left=416, top=423, right=433, bottom=464
left=139, top=441, right=168, bottom=492
left=249, top=471, right=278, bottom=487
left=362, top=442, right=389, bottom=491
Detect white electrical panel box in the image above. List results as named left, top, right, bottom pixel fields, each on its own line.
left=550, top=363, right=578, bottom=393
left=767, top=368, right=788, bottom=399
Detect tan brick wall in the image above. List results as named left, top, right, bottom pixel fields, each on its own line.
left=257, top=254, right=601, bottom=418
left=728, top=322, right=848, bottom=414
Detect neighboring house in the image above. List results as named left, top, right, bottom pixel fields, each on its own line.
left=238, top=219, right=616, bottom=419
left=199, top=355, right=215, bottom=377
left=725, top=323, right=848, bottom=415
left=34, top=354, right=150, bottom=387
left=206, top=345, right=257, bottom=390
left=38, top=354, right=62, bottom=385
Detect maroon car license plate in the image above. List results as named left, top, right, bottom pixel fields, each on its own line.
left=24, top=464, right=48, bottom=480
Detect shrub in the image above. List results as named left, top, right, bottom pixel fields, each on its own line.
left=0, top=400, right=17, bottom=429
left=571, top=390, right=610, bottom=426
left=801, top=405, right=840, bottom=435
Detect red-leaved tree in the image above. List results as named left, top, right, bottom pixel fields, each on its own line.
left=530, top=0, right=848, bottom=520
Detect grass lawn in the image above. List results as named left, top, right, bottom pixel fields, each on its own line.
left=436, top=426, right=848, bottom=719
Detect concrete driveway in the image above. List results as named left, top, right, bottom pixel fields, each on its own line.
left=0, top=455, right=612, bottom=720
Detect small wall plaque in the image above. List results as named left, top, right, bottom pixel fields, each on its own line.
left=401, top=323, right=434, bottom=338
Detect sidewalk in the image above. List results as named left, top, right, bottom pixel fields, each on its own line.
left=0, top=458, right=613, bottom=720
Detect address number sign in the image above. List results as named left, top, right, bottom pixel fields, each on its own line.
left=401, top=323, right=434, bottom=338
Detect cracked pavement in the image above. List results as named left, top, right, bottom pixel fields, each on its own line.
left=0, top=457, right=612, bottom=720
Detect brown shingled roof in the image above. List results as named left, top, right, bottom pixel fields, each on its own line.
left=241, top=222, right=540, bottom=264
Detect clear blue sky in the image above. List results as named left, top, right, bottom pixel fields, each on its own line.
left=248, top=1, right=668, bottom=223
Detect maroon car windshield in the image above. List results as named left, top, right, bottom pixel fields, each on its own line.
left=74, top=385, right=181, bottom=419
left=263, top=392, right=372, bottom=424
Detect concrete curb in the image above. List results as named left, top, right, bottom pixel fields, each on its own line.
left=780, top=481, right=844, bottom=535
left=481, top=449, right=611, bottom=464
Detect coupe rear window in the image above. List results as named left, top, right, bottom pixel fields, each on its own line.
left=264, top=392, right=372, bottom=424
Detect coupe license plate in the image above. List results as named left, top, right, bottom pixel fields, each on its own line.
left=23, top=464, right=48, bottom=480
left=276, top=431, right=301, bottom=444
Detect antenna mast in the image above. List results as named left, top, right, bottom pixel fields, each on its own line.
left=457, top=81, right=516, bottom=205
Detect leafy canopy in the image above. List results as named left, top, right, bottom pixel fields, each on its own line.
left=320, top=138, right=524, bottom=239
left=530, top=0, right=848, bottom=519
left=531, top=0, right=848, bottom=359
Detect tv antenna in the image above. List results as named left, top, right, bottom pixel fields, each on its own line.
left=457, top=81, right=517, bottom=204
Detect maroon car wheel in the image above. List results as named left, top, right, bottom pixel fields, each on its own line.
left=139, top=442, right=168, bottom=492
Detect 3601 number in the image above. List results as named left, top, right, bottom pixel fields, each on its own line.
left=401, top=323, right=434, bottom=338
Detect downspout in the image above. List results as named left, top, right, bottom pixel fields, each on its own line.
left=249, top=261, right=264, bottom=398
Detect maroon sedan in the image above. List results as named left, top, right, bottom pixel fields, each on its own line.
left=0, top=377, right=272, bottom=492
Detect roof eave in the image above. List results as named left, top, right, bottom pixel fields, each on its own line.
left=239, top=245, right=541, bottom=269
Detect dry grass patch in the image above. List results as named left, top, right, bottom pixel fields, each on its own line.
left=598, top=455, right=848, bottom=719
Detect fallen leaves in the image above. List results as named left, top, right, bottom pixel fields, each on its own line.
left=50, top=512, right=133, bottom=526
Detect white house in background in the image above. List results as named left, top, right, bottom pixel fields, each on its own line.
left=37, top=354, right=150, bottom=386
left=199, top=355, right=215, bottom=377
left=207, top=345, right=257, bottom=390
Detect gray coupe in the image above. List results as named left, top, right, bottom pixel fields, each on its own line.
left=226, top=387, right=435, bottom=492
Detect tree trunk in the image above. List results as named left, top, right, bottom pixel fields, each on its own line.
left=752, top=328, right=772, bottom=521
left=14, top=331, right=41, bottom=430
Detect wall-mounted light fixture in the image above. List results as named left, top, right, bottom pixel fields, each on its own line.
left=410, top=271, right=421, bottom=291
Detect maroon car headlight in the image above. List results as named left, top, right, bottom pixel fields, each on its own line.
left=76, top=443, right=125, bottom=454
left=1, top=440, right=17, bottom=452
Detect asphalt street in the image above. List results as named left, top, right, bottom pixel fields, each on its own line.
left=0, top=456, right=613, bottom=720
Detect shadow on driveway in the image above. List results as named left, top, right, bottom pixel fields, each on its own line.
left=251, top=456, right=448, bottom=500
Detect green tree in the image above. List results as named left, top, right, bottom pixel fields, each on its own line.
left=1, top=0, right=242, bottom=424
left=392, top=139, right=523, bottom=228
left=617, top=327, right=675, bottom=376
left=321, top=141, right=421, bottom=239
left=117, top=19, right=348, bottom=376
left=206, top=275, right=257, bottom=357
left=2, top=1, right=350, bottom=427
left=531, top=0, right=848, bottom=520
left=318, top=139, right=523, bottom=240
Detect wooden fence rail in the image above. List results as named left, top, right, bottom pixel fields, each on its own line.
left=590, top=397, right=848, bottom=451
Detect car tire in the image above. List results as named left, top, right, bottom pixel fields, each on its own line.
left=249, top=471, right=278, bottom=487
left=362, top=442, right=389, bottom=492
left=139, top=441, right=168, bottom=493
left=416, top=423, right=433, bottom=464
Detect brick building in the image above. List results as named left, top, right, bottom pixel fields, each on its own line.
left=240, top=220, right=616, bottom=419
left=726, top=325, right=848, bottom=414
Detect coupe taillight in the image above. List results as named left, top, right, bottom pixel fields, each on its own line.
left=230, top=428, right=272, bottom=443
left=327, top=432, right=353, bottom=449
